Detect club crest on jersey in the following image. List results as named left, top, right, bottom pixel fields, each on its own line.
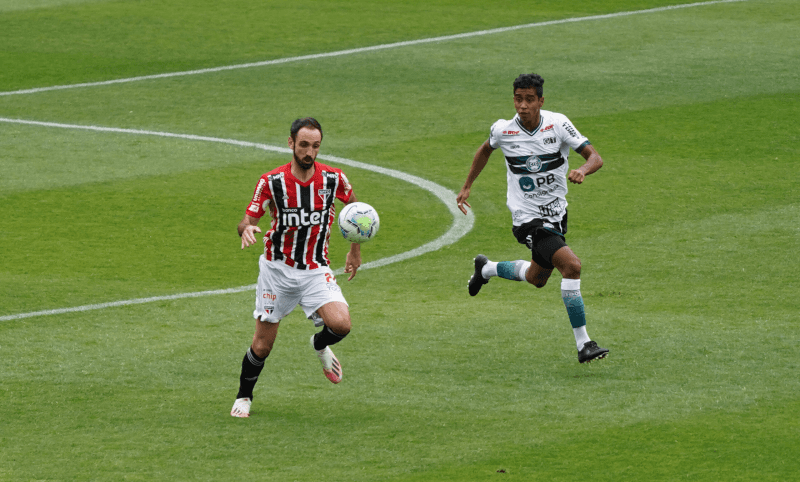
left=317, top=188, right=332, bottom=202
left=526, top=156, right=543, bottom=173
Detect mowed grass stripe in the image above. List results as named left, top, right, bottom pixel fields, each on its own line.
left=0, top=0, right=786, bottom=160
left=1, top=0, right=798, bottom=480
left=0, top=0, right=747, bottom=97
left=0, top=119, right=470, bottom=319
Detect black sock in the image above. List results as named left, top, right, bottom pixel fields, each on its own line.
left=236, top=347, right=267, bottom=400
left=313, top=325, right=347, bottom=351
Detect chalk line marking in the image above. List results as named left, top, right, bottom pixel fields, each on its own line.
left=0, top=0, right=747, bottom=97
left=0, top=117, right=474, bottom=321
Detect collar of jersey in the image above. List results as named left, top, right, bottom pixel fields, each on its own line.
left=283, top=161, right=319, bottom=186
left=514, top=115, right=543, bottom=136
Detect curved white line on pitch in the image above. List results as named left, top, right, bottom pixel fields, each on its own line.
left=0, top=117, right=474, bottom=321
left=0, top=0, right=746, bottom=97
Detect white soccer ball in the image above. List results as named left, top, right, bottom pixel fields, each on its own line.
left=338, top=202, right=380, bottom=244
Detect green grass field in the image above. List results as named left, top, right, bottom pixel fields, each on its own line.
left=1, top=0, right=798, bottom=480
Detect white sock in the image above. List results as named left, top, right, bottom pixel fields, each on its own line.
left=516, top=261, right=531, bottom=281
left=573, top=326, right=590, bottom=350
left=481, top=261, right=498, bottom=279
left=561, top=279, right=590, bottom=350
left=561, top=278, right=581, bottom=291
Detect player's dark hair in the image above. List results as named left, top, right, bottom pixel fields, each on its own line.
left=513, top=73, right=544, bottom=97
left=290, top=117, right=323, bottom=141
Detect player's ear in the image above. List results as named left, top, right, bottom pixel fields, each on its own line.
left=287, top=136, right=294, bottom=149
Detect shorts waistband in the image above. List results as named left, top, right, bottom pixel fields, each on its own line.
left=263, top=254, right=329, bottom=271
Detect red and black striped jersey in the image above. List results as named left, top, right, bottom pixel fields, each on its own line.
left=245, top=161, right=354, bottom=269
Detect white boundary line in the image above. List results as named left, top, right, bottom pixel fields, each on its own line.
left=0, top=117, right=474, bottom=321
left=0, top=0, right=746, bottom=97
left=0, top=0, right=747, bottom=317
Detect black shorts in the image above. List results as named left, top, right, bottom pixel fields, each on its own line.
left=511, top=214, right=568, bottom=270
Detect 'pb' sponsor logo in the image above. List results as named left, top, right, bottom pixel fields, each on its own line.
left=519, top=173, right=557, bottom=192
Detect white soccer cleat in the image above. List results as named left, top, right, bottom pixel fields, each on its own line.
left=230, top=397, right=252, bottom=418
left=310, top=335, right=343, bottom=384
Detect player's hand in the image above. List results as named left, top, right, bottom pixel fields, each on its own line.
left=240, top=225, right=262, bottom=249
left=568, top=169, right=586, bottom=184
left=456, top=188, right=471, bottom=215
left=344, top=246, right=362, bottom=281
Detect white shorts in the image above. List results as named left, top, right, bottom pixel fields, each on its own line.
left=253, top=255, right=348, bottom=323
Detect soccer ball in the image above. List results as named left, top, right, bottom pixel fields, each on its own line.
left=338, top=202, right=380, bottom=244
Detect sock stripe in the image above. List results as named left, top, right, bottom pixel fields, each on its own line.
left=246, top=348, right=266, bottom=366
left=314, top=325, right=348, bottom=350
left=324, top=325, right=345, bottom=341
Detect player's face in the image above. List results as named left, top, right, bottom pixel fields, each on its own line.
left=514, top=87, right=544, bottom=127
left=288, top=127, right=322, bottom=170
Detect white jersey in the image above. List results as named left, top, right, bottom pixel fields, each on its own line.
left=488, top=110, right=590, bottom=226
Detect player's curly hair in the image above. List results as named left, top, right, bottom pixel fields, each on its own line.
left=513, top=73, right=544, bottom=97
left=290, top=117, right=323, bottom=141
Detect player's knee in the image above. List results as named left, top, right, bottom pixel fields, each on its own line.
left=334, top=320, right=351, bottom=336
left=561, top=258, right=581, bottom=279
left=326, top=317, right=351, bottom=336
left=250, top=341, right=272, bottom=359
left=532, top=279, right=548, bottom=288
left=525, top=270, right=549, bottom=288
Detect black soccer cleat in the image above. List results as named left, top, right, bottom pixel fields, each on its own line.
left=468, top=254, right=490, bottom=296
left=578, top=341, right=609, bottom=364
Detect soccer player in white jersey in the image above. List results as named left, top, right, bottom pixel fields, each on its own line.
left=231, top=117, right=364, bottom=418
left=456, top=73, right=609, bottom=364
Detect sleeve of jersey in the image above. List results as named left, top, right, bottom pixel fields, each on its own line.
left=336, top=171, right=354, bottom=203
left=557, top=114, right=591, bottom=154
left=245, top=177, right=271, bottom=218
left=488, top=120, right=503, bottom=149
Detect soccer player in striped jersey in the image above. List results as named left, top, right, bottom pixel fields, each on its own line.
left=456, top=73, right=609, bottom=364
left=231, top=117, right=363, bottom=418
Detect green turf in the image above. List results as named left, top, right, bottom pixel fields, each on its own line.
left=1, top=0, right=799, bottom=480
left=0, top=0, right=709, bottom=90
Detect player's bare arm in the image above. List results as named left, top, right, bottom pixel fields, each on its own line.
left=344, top=243, right=362, bottom=281
left=457, top=140, right=495, bottom=214
left=568, top=144, right=603, bottom=184
left=342, top=193, right=362, bottom=280
left=238, top=214, right=262, bottom=249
